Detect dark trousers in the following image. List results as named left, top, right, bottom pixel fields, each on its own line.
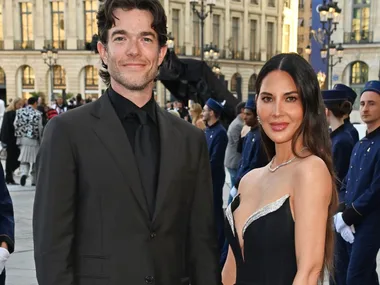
left=5, top=144, right=20, bottom=182
left=0, top=270, right=5, bottom=285
left=330, top=233, right=350, bottom=285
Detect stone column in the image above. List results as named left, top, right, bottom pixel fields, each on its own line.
left=66, top=0, right=77, bottom=49
left=4, top=1, right=14, bottom=49
left=243, top=0, right=249, bottom=60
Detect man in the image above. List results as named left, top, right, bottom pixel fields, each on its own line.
left=202, top=98, right=228, bottom=264
left=51, top=95, right=68, bottom=114
left=333, top=84, right=359, bottom=143
left=177, top=101, right=190, bottom=122
left=333, top=80, right=380, bottom=285
left=14, top=97, right=42, bottom=186
left=233, top=99, right=268, bottom=192
left=0, top=163, right=14, bottom=285
left=33, top=1, right=220, bottom=285
left=224, top=101, right=245, bottom=194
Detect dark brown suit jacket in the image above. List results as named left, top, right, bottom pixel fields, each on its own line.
left=33, top=92, right=221, bottom=285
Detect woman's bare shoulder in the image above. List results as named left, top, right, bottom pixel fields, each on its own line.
left=238, top=166, right=267, bottom=195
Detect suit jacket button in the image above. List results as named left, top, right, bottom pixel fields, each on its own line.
left=145, top=276, right=154, bottom=284
left=150, top=232, right=156, bottom=239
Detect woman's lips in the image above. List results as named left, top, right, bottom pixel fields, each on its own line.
left=270, top=123, right=289, bottom=131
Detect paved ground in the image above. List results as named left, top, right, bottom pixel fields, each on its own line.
left=4, top=172, right=380, bottom=285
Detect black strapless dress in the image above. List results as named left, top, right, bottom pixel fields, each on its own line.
left=225, top=194, right=297, bottom=285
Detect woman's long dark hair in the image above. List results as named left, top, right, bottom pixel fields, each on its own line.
left=255, top=53, right=338, bottom=282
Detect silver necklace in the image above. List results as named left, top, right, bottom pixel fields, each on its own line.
left=268, top=147, right=308, bottom=173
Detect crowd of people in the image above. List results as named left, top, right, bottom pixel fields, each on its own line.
left=0, top=0, right=378, bottom=285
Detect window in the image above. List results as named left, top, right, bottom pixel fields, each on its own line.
left=268, top=0, right=275, bottom=7
left=51, top=1, right=65, bottom=49
left=193, top=13, right=200, bottom=55
left=248, top=74, right=257, bottom=94
left=299, top=0, right=304, bottom=9
left=213, top=15, right=220, bottom=48
left=20, top=3, right=33, bottom=48
left=232, top=17, right=240, bottom=57
left=0, top=68, right=5, bottom=86
left=53, top=65, right=66, bottom=89
left=352, top=0, right=370, bottom=42
left=85, top=66, right=98, bottom=90
left=231, top=73, right=241, bottom=92
left=283, top=24, right=290, bottom=53
left=250, top=20, right=257, bottom=60
left=284, top=0, right=290, bottom=8
left=84, top=0, right=97, bottom=44
left=267, top=22, right=274, bottom=58
left=172, top=9, right=180, bottom=45
left=350, top=61, right=368, bottom=85
left=298, top=18, right=304, bottom=27
left=22, top=66, right=35, bottom=89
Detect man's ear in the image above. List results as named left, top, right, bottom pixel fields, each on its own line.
left=158, top=45, right=168, bottom=66
left=97, top=41, right=108, bottom=65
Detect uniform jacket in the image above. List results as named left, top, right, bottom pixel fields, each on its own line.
left=344, top=118, right=359, bottom=144
left=341, top=126, right=380, bottom=225
left=33, top=91, right=221, bottom=285
left=235, top=127, right=268, bottom=188
left=205, top=121, right=228, bottom=192
left=331, top=124, right=354, bottom=201
left=0, top=163, right=14, bottom=253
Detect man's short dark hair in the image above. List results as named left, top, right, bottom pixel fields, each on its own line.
left=97, top=0, right=168, bottom=86
left=28, top=97, right=38, bottom=105
left=235, top=101, right=246, bottom=116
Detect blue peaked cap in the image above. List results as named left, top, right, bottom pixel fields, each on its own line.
left=205, top=98, right=223, bottom=114
left=333, top=84, right=357, bottom=105
left=244, top=98, right=256, bottom=111
left=322, top=90, right=347, bottom=105
left=361, top=80, right=380, bottom=96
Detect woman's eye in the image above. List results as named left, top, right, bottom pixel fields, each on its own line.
left=286, top=96, right=297, bottom=102
left=262, top=97, right=272, bottom=103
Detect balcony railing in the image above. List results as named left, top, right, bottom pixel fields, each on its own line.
left=174, top=46, right=186, bottom=56
left=44, top=40, right=67, bottom=49
left=250, top=52, right=261, bottom=61
left=0, top=41, right=3, bottom=50
left=230, top=50, right=244, bottom=60
left=344, top=31, right=373, bottom=44
left=14, top=40, right=35, bottom=50
left=192, top=46, right=201, bottom=57
left=77, top=40, right=92, bottom=50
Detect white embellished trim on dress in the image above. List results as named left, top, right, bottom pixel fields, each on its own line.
left=242, top=194, right=290, bottom=237
left=226, top=195, right=239, bottom=237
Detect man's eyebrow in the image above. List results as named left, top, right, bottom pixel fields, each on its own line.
left=140, top=31, right=156, bottom=39
left=110, top=30, right=156, bottom=39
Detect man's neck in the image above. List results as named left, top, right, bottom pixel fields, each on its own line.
left=111, top=80, right=153, bottom=108
left=367, top=121, right=380, bottom=134
left=207, top=117, right=218, bottom=127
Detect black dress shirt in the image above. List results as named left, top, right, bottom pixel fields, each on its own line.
left=108, top=88, right=160, bottom=214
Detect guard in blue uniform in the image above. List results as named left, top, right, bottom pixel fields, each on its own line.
left=234, top=99, right=268, bottom=189
left=322, top=90, right=355, bottom=285
left=333, top=84, right=359, bottom=143
left=0, top=163, right=15, bottom=285
left=202, top=98, right=228, bottom=265
left=334, top=80, right=380, bottom=285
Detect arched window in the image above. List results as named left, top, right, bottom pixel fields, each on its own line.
left=231, top=73, right=241, bottom=92
left=0, top=68, right=5, bottom=86
left=22, top=65, right=35, bottom=89
left=350, top=61, right=368, bottom=85
left=248, top=74, right=257, bottom=94
left=53, top=65, right=66, bottom=89
left=85, top=65, right=98, bottom=90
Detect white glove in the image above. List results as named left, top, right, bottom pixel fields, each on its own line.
left=334, top=212, right=355, bottom=244
left=0, top=247, right=10, bottom=273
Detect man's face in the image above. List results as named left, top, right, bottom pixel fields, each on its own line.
left=56, top=98, right=63, bottom=105
left=243, top=108, right=256, bottom=127
left=97, top=8, right=167, bottom=92
left=177, top=102, right=183, bottom=109
left=360, top=91, right=380, bottom=127
left=202, top=105, right=212, bottom=123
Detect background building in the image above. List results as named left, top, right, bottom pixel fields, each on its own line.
left=0, top=0, right=298, bottom=105
left=297, top=0, right=312, bottom=61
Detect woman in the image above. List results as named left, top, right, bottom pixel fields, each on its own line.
left=0, top=98, right=23, bottom=184
left=189, top=103, right=206, bottom=130
left=222, top=53, right=338, bottom=285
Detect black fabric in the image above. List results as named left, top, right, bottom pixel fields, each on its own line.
left=108, top=88, right=160, bottom=218
left=225, top=195, right=297, bottom=284
left=5, top=145, right=20, bottom=182
left=342, top=206, right=363, bottom=226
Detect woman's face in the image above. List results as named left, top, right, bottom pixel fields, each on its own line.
left=256, top=70, right=304, bottom=145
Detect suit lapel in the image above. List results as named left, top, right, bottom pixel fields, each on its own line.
left=90, top=92, right=150, bottom=220
left=153, top=107, right=181, bottom=222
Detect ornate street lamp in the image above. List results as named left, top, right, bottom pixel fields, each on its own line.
left=41, top=45, right=58, bottom=101
left=189, top=0, right=216, bottom=61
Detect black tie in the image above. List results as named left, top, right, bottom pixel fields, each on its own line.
left=134, top=110, right=156, bottom=218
